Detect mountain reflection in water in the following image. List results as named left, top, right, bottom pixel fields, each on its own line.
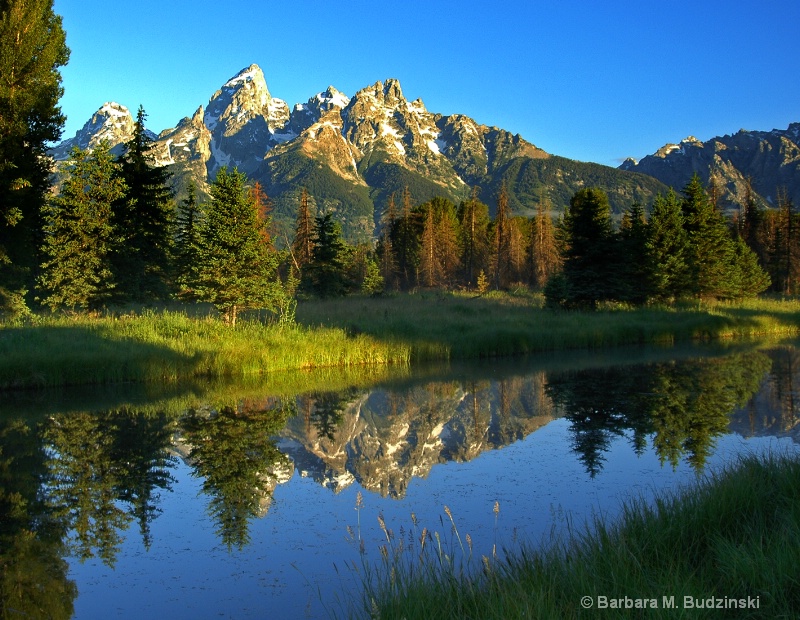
left=1, top=343, right=798, bottom=618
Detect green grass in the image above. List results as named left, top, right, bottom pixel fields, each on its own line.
left=2, top=293, right=800, bottom=389
left=0, top=310, right=412, bottom=389
left=346, top=452, right=800, bottom=619
left=297, top=292, right=800, bottom=360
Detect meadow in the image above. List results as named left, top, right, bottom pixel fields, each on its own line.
left=2, top=292, right=800, bottom=389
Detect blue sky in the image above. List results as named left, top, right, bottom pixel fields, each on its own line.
left=53, top=0, right=799, bottom=167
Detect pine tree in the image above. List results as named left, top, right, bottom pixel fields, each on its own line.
left=771, top=188, right=799, bottom=295
left=111, top=106, right=174, bottom=301
left=174, top=182, right=202, bottom=297
left=249, top=181, right=272, bottom=245
left=0, top=0, right=70, bottom=312
left=192, top=167, right=281, bottom=325
left=551, top=187, right=617, bottom=308
left=394, top=186, right=419, bottom=289
left=646, top=190, right=690, bottom=301
left=301, top=213, right=353, bottom=298
left=37, top=144, right=125, bottom=312
left=617, top=202, right=650, bottom=303
left=419, top=206, right=440, bottom=287
left=681, top=174, right=737, bottom=299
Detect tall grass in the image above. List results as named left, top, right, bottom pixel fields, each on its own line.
left=0, top=310, right=412, bottom=389
left=297, top=293, right=800, bottom=360
left=3, top=294, right=800, bottom=389
left=347, top=452, right=800, bottom=619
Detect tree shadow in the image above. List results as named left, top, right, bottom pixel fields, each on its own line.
left=0, top=324, right=194, bottom=390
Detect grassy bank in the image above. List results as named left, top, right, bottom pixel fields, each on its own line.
left=297, top=293, right=800, bottom=359
left=2, top=293, right=800, bottom=389
left=349, top=452, right=800, bottom=619
left=0, top=310, right=411, bottom=389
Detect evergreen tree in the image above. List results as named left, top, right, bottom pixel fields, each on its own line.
left=507, top=216, right=529, bottom=285
left=681, top=174, right=738, bottom=299
left=551, top=187, right=617, bottom=308
left=37, top=144, right=125, bottom=312
left=617, top=202, right=650, bottom=303
left=111, top=106, right=174, bottom=301
left=645, top=190, right=690, bottom=301
left=417, top=197, right=460, bottom=288
left=419, top=205, right=440, bottom=287
left=192, top=167, right=281, bottom=325
left=770, top=188, right=799, bottom=295
left=0, top=0, right=70, bottom=313
left=174, top=182, right=202, bottom=297
left=393, top=186, right=419, bottom=289
left=301, top=213, right=353, bottom=298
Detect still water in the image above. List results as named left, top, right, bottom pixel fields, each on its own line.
left=2, top=341, right=799, bottom=618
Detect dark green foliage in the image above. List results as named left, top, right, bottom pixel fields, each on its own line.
left=0, top=416, right=77, bottom=620
left=43, top=411, right=132, bottom=567
left=552, top=187, right=619, bottom=308
left=300, top=212, right=354, bottom=298
left=37, top=144, right=125, bottom=312
left=111, top=106, right=175, bottom=301
left=617, top=202, right=650, bottom=303
left=645, top=190, right=690, bottom=301
left=0, top=0, right=69, bottom=312
left=681, top=174, right=769, bottom=299
left=192, top=167, right=282, bottom=324
left=174, top=181, right=202, bottom=297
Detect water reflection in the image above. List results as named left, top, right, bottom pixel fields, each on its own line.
left=181, top=399, right=292, bottom=549
left=547, top=351, right=772, bottom=475
left=1, top=343, right=800, bottom=615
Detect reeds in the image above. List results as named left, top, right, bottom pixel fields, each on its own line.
left=346, top=452, right=800, bottom=619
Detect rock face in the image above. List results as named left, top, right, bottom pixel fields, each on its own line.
left=50, top=63, right=671, bottom=241
left=621, top=125, right=800, bottom=211
left=50, top=102, right=137, bottom=159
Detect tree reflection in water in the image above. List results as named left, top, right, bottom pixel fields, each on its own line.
left=2, top=343, right=798, bottom=614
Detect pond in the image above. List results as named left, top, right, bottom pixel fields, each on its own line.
left=1, top=341, right=799, bottom=618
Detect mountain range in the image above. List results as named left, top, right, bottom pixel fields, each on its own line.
left=50, top=64, right=799, bottom=242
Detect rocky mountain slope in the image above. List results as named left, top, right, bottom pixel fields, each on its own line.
left=620, top=124, right=800, bottom=213
left=49, top=64, right=670, bottom=242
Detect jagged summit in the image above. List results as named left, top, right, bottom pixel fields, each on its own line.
left=50, top=102, right=136, bottom=159
left=620, top=123, right=800, bottom=211
left=49, top=62, right=673, bottom=242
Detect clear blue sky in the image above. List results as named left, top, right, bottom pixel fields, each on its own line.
left=52, top=0, right=799, bottom=167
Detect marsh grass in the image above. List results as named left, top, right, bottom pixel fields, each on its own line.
left=3, top=294, right=800, bottom=389
left=297, top=293, right=800, bottom=360
left=0, top=310, right=412, bottom=389
left=346, top=453, right=800, bottom=619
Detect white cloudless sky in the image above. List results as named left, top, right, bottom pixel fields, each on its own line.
left=52, top=0, right=800, bottom=167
